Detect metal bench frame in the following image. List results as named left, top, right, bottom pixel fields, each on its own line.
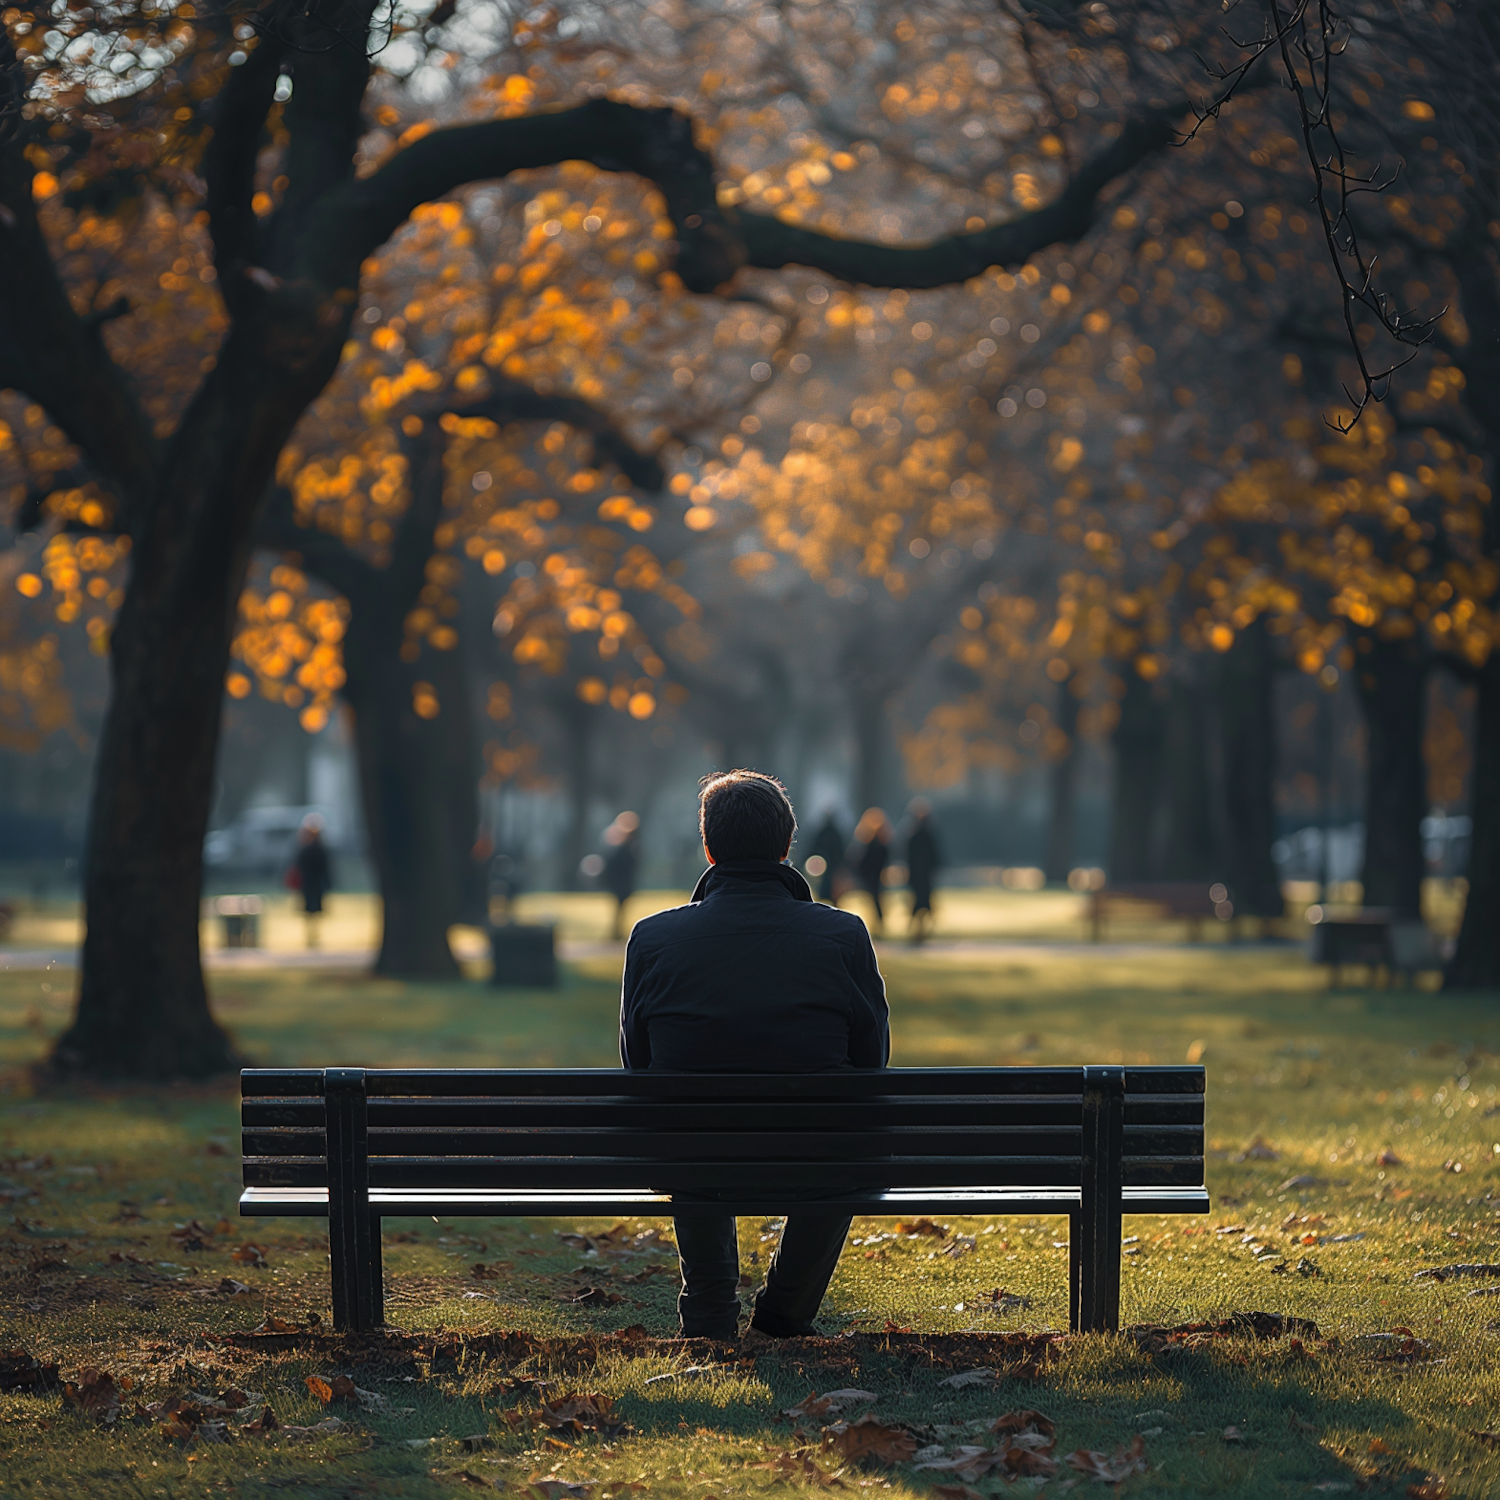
left=240, top=1065, right=1208, bottom=1334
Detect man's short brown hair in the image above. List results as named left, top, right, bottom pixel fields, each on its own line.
left=699, top=770, right=797, bottom=863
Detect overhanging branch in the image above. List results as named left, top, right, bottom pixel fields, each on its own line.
left=304, top=95, right=1190, bottom=295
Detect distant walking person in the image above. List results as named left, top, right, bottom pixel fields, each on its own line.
left=806, top=810, right=847, bottom=904
left=905, top=799, right=943, bottom=944
left=850, top=808, right=892, bottom=936
left=289, top=815, right=333, bottom=949
left=602, top=811, right=641, bottom=940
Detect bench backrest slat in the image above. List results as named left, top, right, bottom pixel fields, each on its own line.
left=241, top=1065, right=1205, bottom=1196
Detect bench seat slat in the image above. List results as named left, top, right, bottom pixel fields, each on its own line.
left=242, top=1125, right=1203, bottom=1160
left=243, top=1097, right=1171, bottom=1129
left=239, top=1184, right=1211, bottom=1218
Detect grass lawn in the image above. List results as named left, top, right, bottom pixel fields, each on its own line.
left=0, top=943, right=1497, bottom=1497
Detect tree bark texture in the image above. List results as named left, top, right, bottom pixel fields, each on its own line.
left=345, top=625, right=474, bottom=979
left=1352, top=634, right=1427, bottom=920
left=1109, top=669, right=1164, bottom=882
left=0, top=11, right=1192, bottom=1074
left=1215, top=622, right=1283, bottom=915
left=1044, top=679, right=1079, bottom=884
left=1448, top=651, right=1500, bottom=986
left=1157, top=680, right=1218, bottom=882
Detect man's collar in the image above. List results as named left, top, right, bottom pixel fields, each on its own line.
left=689, top=859, right=813, bottom=904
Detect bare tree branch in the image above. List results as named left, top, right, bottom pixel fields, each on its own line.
left=202, top=34, right=287, bottom=307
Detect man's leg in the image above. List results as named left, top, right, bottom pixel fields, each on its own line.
left=751, top=1214, right=852, bottom=1337
left=672, top=1214, right=740, bottom=1339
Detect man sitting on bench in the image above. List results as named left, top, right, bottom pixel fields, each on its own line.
left=620, top=770, right=890, bottom=1340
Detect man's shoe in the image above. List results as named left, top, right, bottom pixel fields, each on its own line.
left=747, top=1316, right=811, bottom=1340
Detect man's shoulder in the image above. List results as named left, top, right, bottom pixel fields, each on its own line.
left=631, top=895, right=870, bottom=946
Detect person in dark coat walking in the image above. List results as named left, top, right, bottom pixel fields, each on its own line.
left=290, top=815, right=333, bottom=949
left=849, top=807, right=892, bottom=936
left=621, top=770, right=889, bottom=1341
left=904, top=798, right=942, bottom=943
left=806, top=810, right=847, bottom=903
left=601, top=811, right=640, bottom=940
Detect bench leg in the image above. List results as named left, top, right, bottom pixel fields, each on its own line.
left=325, top=1068, right=381, bottom=1332
left=1068, top=1212, right=1082, bottom=1331
left=1076, top=1065, right=1125, bottom=1333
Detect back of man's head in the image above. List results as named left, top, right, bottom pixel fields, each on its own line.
left=699, top=770, right=797, bottom=863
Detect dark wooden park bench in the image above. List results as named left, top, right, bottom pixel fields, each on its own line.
left=240, top=1064, right=1208, bottom=1336
left=1088, top=882, right=1232, bottom=942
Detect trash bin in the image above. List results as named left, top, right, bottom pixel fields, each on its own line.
left=215, top=895, right=263, bottom=949
left=489, top=923, right=556, bottom=988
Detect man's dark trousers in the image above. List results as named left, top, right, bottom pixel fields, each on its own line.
left=673, top=1212, right=852, bottom=1339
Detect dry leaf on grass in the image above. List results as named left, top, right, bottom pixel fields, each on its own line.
left=281, top=1416, right=346, bottom=1442
left=754, top=1447, right=848, bottom=1488
left=938, top=1369, right=998, bottom=1390
left=441, top=1471, right=501, bottom=1490
left=783, top=1388, right=878, bottom=1419
left=892, top=1217, right=949, bottom=1238
left=511, top=1393, right=629, bottom=1440
left=0, top=1349, right=58, bottom=1393
left=216, top=1277, right=251, bottom=1295
left=232, top=1243, right=268, bottom=1268
left=557, top=1223, right=671, bottom=1259
left=241, top=1406, right=278, bottom=1435
left=1468, top=1430, right=1500, bottom=1449
left=1223, top=1425, right=1243, bottom=1442
left=522, top=1479, right=594, bottom=1499
left=558, top=1286, right=623, bottom=1308
left=991, top=1410, right=1056, bottom=1441
left=1355, top=1330, right=1437, bottom=1363
left=1377, top=1150, right=1403, bottom=1166
left=1129, top=1310, right=1319, bottom=1352
left=912, top=1444, right=1008, bottom=1481
left=61, top=1368, right=123, bottom=1425
left=1407, top=1477, right=1449, bottom=1499
left=981, top=1287, right=1031, bottom=1311
left=1066, top=1434, right=1149, bottom=1483
left=168, top=1220, right=221, bottom=1252
left=1413, top=1263, right=1500, bottom=1283
left=822, top=1414, right=919, bottom=1466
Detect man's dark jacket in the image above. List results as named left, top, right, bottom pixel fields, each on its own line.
left=619, top=859, right=889, bottom=1072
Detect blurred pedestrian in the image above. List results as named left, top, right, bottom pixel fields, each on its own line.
left=288, top=815, right=333, bottom=949
left=602, top=811, right=641, bottom=940
left=849, top=808, right=892, bottom=936
left=806, top=810, right=847, bottom=904
left=905, top=798, right=942, bottom=944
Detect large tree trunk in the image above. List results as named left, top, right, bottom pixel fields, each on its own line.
left=1448, top=651, right=1500, bottom=985
left=55, top=331, right=348, bottom=1076
left=1109, top=668, right=1164, bottom=882
left=1352, top=634, right=1427, bottom=919
left=344, top=630, right=469, bottom=978
left=1216, top=621, right=1283, bottom=915
left=1044, top=677, right=1079, bottom=884
left=1157, top=679, right=1218, bottom=881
